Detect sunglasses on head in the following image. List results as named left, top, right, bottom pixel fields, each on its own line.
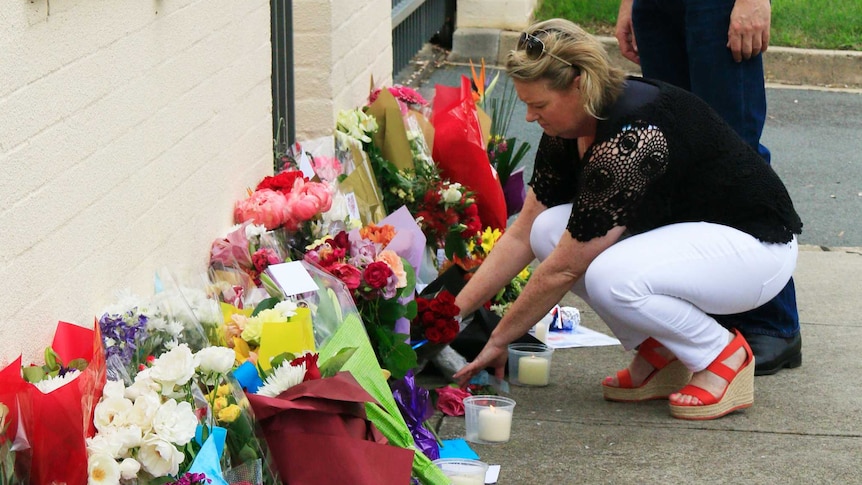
left=517, top=31, right=578, bottom=71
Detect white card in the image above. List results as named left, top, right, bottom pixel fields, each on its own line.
left=265, top=261, right=319, bottom=297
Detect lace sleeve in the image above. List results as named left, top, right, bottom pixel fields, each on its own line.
left=528, top=134, right=579, bottom=208
left=568, top=122, right=670, bottom=241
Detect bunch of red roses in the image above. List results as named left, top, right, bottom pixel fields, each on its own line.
left=412, top=290, right=460, bottom=345
left=415, top=180, right=483, bottom=260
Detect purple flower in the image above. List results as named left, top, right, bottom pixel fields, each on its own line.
left=98, top=310, right=148, bottom=365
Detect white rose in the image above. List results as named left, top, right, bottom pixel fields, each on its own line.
left=93, top=396, right=133, bottom=433
left=148, top=344, right=195, bottom=393
left=88, top=452, right=121, bottom=484
left=245, top=223, right=268, bottom=240
left=86, top=434, right=123, bottom=459
left=138, top=433, right=183, bottom=477
left=119, top=457, right=141, bottom=480
left=128, top=391, right=160, bottom=433
left=194, top=346, right=236, bottom=375
left=125, top=368, right=160, bottom=401
left=102, top=379, right=126, bottom=400
left=152, top=399, right=197, bottom=446
left=117, top=425, right=143, bottom=458
left=441, top=183, right=463, bottom=204
left=322, top=191, right=350, bottom=224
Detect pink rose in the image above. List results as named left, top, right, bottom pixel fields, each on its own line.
left=328, top=262, right=362, bottom=290
left=435, top=386, right=471, bottom=416
left=234, top=188, right=289, bottom=230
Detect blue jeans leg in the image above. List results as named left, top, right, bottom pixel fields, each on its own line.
left=632, top=0, right=799, bottom=338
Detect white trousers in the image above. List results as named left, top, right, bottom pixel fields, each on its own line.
left=530, top=204, right=798, bottom=371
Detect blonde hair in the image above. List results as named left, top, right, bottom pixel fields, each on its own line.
left=506, top=18, right=626, bottom=119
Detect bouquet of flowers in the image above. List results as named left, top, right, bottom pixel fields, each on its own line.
left=303, top=224, right=418, bottom=379
left=414, top=179, right=483, bottom=261
left=410, top=289, right=460, bottom=362
left=209, top=222, right=287, bottom=301
left=233, top=168, right=333, bottom=259
left=86, top=343, right=275, bottom=484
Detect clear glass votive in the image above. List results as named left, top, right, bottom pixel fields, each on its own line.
left=432, top=458, right=489, bottom=485
left=508, top=342, right=554, bottom=386
left=463, top=395, right=516, bottom=444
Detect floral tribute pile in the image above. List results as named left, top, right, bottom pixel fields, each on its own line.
left=0, top=74, right=534, bottom=485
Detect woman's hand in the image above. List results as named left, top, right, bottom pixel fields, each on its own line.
left=452, top=339, right=509, bottom=388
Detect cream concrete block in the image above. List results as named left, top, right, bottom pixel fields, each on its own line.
left=293, top=0, right=332, bottom=34
left=457, top=0, right=536, bottom=30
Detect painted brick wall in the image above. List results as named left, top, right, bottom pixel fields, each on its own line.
left=0, top=0, right=273, bottom=362
left=293, top=0, right=393, bottom=140
left=457, top=0, right=537, bottom=30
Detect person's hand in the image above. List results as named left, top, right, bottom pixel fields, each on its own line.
left=727, top=0, right=771, bottom=62
left=615, top=0, right=640, bottom=65
left=452, top=339, right=509, bottom=388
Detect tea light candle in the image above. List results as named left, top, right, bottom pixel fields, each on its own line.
left=477, top=405, right=512, bottom=442
left=447, top=474, right=485, bottom=485
left=518, top=355, right=550, bottom=386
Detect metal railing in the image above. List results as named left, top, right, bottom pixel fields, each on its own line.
left=391, top=0, right=454, bottom=76
left=271, top=0, right=294, bottom=148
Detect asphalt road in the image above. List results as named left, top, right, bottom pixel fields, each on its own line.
left=418, top=64, right=862, bottom=248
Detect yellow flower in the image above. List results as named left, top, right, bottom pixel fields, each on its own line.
left=213, top=396, right=229, bottom=414
left=480, top=227, right=502, bottom=254
left=218, top=404, right=243, bottom=424
left=517, top=266, right=532, bottom=281
left=216, top=384, right=231, bottom=397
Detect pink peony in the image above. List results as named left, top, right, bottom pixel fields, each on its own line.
left=284, top=180, right=333, bottom=230
left=435, top=386, right=471, bottom=416
left=234, top=188, right=290, bottom=230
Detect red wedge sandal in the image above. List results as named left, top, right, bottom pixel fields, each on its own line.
left=602, top=337, right=692, bottom=402
left=669, top=329, right=755, bottom=420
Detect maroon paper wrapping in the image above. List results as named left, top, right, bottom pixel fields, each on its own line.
left=247, top=371, right=414, bottom=485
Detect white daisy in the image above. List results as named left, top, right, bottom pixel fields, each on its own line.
left=256, top=361, right=307, bottom=398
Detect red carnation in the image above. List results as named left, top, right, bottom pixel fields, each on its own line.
left=256, top=170, right=307, bottom=194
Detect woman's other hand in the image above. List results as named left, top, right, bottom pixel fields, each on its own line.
left=453, top=339, right=509, bottom=388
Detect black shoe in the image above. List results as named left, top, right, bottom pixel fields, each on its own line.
left=744, top=332, right=802, bottom=376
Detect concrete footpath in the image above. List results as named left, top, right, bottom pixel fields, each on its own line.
left=406, top=31, right=862, bottom=485
left=420, top=245, right=862, bottom=484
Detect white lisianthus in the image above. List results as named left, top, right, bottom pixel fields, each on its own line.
left=440, top=183, right=463, bottom=205
left=256, top=361, right=307, bottom=398
left=88, top=452, right=121, bottom=484
left=32, top=369, right=80, bottom=394
left=138, top=433, right=183, bottom=477
left=102, top=379, right=126, bottom=400
left=93, top=396, right=134, bottom=433
left=152, top=399, right=197, bottom=446
left=119, top=457, right=141, bottom=480
left=321, top=191, right=351, bottom=226
left=110, top=424, right=143, bottom=458
left=128, top=391, right=160, bottom=434
left=194, top=346, right=235, bottom=375
left=149, top=344, right=195, bottom=393
left=274, top=300, right=299, bottom=318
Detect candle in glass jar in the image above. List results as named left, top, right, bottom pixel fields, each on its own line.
left=447, top=474, right=485, bottom=485
left=477, top=405, right=512, bottom=442
left=517, top=355, right=550, bottom=386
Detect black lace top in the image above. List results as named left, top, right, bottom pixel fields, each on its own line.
left=529, top=77, right=802, bottom=243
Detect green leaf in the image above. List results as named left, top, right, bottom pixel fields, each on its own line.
left=268, top=352, right=297, bottom=370
left=401, top=257, right=417, bottom=295
left=44, top=347, right=60, bottom=372
left=445, top=231, right=469, bottom=260
left=259, top=272, right=284, bottom=299
left=251, top=297, right=280, bottom=316
left=319, top=347, right=358, bottom=377
left=403, top=299, right=418, bottom=320
left=21, top=366, right=45, bottom=383
left=381, top=339, right=418, bottom=380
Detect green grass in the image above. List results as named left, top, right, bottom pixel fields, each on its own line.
left=534, top=0, right=862, bottom=51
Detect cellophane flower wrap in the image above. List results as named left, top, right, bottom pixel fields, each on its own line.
left=86, top=341, right=278, bottom=485
left=389, top=371, right=439, bottom=462
left=415, top=179, right=483, bottom=261
left=15, top=321, right=106, bottom=485
left=303, top=222, right=419, bottom=379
